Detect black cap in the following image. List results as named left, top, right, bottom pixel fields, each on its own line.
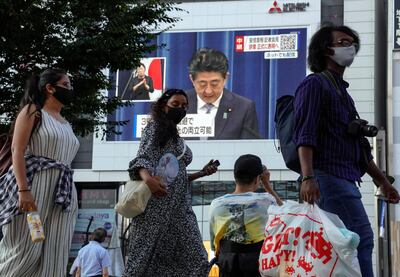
left=234, top=154, right=263, bottom=180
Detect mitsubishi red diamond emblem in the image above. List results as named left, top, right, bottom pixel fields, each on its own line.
left=269, top=1, right=282, bottom=13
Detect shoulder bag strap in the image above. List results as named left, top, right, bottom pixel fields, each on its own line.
left=319, top=70, right=360, bottom=119
left=320, top=70, right=342, bottom=96
left=30, top=104, right=42, bottom=137
left=176, top=140, right=186, bottom=161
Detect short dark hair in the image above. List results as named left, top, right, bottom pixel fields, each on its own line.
left=235, top=175, right=258, bottom=186
left=189, top=48, right=229, bottom=79
left=138, top=63, right=146, bottom=69
left=91, top=227, right=107, bottom=243
left=234, top=154, right=263, bottom=186
left=308, top=25, right=360, bottom=73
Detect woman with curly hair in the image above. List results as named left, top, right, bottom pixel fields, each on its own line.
left=123, top=89, right=218, bottom=276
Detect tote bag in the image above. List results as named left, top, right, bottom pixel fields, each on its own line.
left=115, top=142, right=186, bottom=218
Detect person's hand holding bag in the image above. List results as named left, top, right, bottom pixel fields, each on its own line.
left=147, top=176, right=167, bottom=197
left=139, top=169, right=167, bottom=197
left=379, top=182, right=400, bottom=204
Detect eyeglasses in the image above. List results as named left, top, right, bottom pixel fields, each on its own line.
left=332, top=39, right=359, bottom=50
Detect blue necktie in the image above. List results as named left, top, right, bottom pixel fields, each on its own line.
left=205, top=103, right=214, bottom=114
left=200, top=103, right=214, bottom=140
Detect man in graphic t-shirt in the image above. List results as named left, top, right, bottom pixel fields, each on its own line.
left=209, top=154, right=283, bottom=277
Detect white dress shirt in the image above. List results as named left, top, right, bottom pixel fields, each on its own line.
left=196, top=92, right=224, bottom=118
left=77, top=241, right=111, bottom=277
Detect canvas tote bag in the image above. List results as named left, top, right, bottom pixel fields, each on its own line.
left=115, top=142, right=186, bottom=218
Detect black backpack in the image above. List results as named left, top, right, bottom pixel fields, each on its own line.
left=274, top=72, right=334, bottom=173
left=274, top=95, right=301, bottom=173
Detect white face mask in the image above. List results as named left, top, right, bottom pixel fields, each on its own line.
left=329, top=45, right=356, bottom=67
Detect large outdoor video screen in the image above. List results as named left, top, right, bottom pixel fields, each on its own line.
left=106, top=27, right=307, bottom=141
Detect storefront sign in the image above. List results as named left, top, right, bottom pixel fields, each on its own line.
left=70, top=209, right=116, bottom=257
left=269, top=1, right=310, bottom=13
left=395, top=0, right=400, bottom=50
left=80, top=189, right=117, bottom=209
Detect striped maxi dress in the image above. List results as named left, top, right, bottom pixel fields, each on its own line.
left=0, top=109, right=80, bottom=277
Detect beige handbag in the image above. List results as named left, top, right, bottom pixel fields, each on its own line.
left=114, top=180, right=152, bottom=218
left=115, top=142, right=186, bottom=218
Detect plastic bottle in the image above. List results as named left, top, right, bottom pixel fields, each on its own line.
left=26, top=211, right=45, bottom=242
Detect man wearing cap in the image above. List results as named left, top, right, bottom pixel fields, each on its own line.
left=209, top=154, right=282, bottom=277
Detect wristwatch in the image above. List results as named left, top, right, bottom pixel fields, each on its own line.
left=301, top=175, right=315, bottom=182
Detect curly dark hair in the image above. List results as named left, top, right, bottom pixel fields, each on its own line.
left=308, top=25, right=360, bottom=73
left=151, top=89, right=188, bottom=147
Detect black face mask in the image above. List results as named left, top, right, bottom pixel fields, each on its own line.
left=166, top=107, right=186, bottom=124
left=53, top=86, right=75, bottom=105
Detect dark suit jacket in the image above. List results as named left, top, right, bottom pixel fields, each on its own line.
left=186, top=89, right=260, bottom=139
left=123, top=75, right=154, bottom=100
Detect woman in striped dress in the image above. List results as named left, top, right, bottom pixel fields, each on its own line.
left=0, top=69, right=80, bottom=276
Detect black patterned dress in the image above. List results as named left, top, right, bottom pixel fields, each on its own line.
left=123, top=121, right=208, bottom=277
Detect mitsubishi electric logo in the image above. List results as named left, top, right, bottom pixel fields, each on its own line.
left=269, top=1, right=282, bottom=13
left=268, top=1, right=310, bottom=13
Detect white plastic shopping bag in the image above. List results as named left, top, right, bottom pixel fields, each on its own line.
left=259, top=201, right=361, bottom=277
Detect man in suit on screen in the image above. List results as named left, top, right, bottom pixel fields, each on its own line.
left=186, top=48, right=260, bottom=140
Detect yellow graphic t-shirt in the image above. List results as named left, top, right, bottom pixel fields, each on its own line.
left=209, top=192, right=277, bottom=253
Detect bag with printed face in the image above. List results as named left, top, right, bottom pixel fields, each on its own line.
left=259, top=201, right=361, bottom=277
